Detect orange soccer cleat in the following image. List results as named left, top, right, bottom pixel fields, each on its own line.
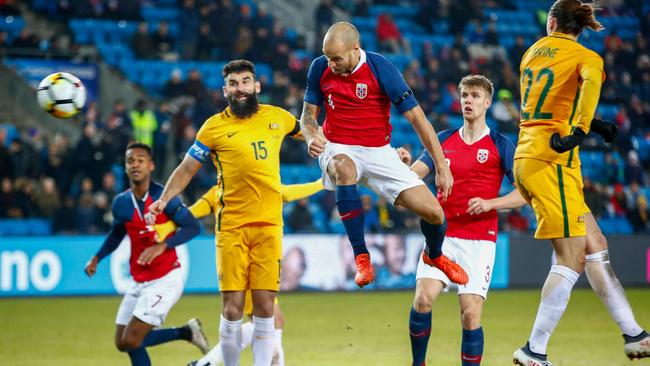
left=354, top=253, right=375, bottom=287
left=422, top=252, right=469, bottom=285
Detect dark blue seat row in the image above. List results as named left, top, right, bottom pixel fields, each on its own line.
left=0, top=219, right=52, bottom=236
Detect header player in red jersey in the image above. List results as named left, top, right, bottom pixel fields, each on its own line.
left=404, top=75, right=525, bottom=366
left=84, top=142, right=208, bottom=366
left=300, top=22, right=467, bottom=289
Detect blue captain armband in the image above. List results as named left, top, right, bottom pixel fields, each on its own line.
left=187, top=140, right=210, bottom=163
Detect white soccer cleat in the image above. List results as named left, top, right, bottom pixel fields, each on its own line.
left=513, top=346, right=553, bottom=366
left=187, top=318, right=210, bottom=354
left=624, top=331, right=650, bottom=360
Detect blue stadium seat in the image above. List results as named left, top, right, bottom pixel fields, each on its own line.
left=1, top=16, right=25, bottom=41
left=352, top=17, right=377, bottom=33
left=369, top=5, right=418, bottom=19
left=141, top=6, right=179, bottom=22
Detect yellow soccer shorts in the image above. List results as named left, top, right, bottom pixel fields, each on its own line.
left=215, top=224, right=282, bottom=292
left=514, top=158, right=590, bottom=239
left=243, top=289, right=280, bottom=317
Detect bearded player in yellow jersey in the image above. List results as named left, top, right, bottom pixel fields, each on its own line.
left=513, top=1, right=649, bottom=365
left=148, top=60, right=303, bottom=366
left=154, top=180, right=323, bottom=366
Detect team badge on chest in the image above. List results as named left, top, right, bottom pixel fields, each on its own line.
left=477, top=149, right=489, bottom=164
left=355, top=83, right=368, bottom=99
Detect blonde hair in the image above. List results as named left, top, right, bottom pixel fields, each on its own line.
left=458, top=75, right=494, bottom=98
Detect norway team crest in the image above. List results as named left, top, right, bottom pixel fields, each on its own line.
left=355, top=83, right=368, bottom=99
left=477, top=149, right=489, bottom=163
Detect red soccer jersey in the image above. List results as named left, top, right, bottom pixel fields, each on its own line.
left=112, top=183, right=180, bottom=282
left=419, top=127, right=516, bottom=242
left=304, top=49, right=418, bottom=147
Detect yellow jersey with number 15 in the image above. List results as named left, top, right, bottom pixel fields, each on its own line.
left=188, top=104, right=300, bottom=231
left=515, top=32, right=605, bottom=168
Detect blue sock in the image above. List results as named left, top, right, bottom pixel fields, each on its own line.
left=336, top=184, right=367, bottom=257
left=128, top=346, right=151, bottom=366
left=409, top=307, right=432, bottom=366
left=461, top=327, right=484, bottom=365
left=142, top=326, right=191, bottom=347
left=420, top=218, right=446, bottom=258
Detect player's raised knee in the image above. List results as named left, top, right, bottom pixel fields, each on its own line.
left=328, top=155, right=357, bottom=185
left=421, top=204, right=445, bottom=225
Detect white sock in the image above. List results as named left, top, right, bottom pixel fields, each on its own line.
left=219, top=315, right=242, bottom=366
left=252, top=315, right=275, bottom=366
left=271, top=329, right=284, bottom=366
left=529, top=265, right=579, bottom=355
left=585, top=250, right=643, bottom=337
left=241, top=321, right=254, bottom=349
left=196, top=321, right=254, bottom=366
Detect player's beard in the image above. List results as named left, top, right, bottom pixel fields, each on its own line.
left=228, top=92, right=259, bottom=119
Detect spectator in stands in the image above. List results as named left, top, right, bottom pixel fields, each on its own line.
left=74, top=122, right=111, bottom=187
left=8, top=138, right=36, bottom=179
left=491, top=89, right=519, bottom=133
left=415, top=0, right=437, bottom=31
left=93, top=191, right=111, bottom=232
left=626, top=181, right=649, bottom=232
left=101, top=171, right=118, bottom=203
left=484, top=21, right=500, bottom=46
left=376, top=234, right=414, bottom=289
left=360, top=194, right=379, bottom=233
left=179, top=0, right=200, bottom=60
left=315, top=0, right=335, bottom=50
left=152, top=21, right=177, bottom=61
left=232, top=25, right=254, bottom=60
left=509, top=35, right=528, bottom=66
left=376, top=13, right=411, bottom=54
left=196, top=23, right=217, bottom=61
left=104, top=107, right=132, bottom=166
left=53, top=196, right=76, bottom=233
left=130, top=22, right=155, bottom=59
left=601, top=152, right=623, bottom=185
left=153, top=102, right=172, bottom=176
left=288, top=198, right=315, bottom=232
left=0, top=177, right=20, bottom=217
left=624, top=150, right=645, bottom=186
left=353, top=0, right=370, bottom=17
left=610, top=183, right=629, bottom=217
left=130, top=99, right=158, bottom=148
left=44, top=133, right=72, bottom=195
left=11, top=29, right=39, bottom=49
left=163, top=69, right=187, bottom=100
left=183, top=69, right=209, bottom=104
left=76, top=177, right=97, bottom=233
left=584, top=178, right=608, bottom=219
left=35, top=176, right=60, bottom=218
left=14, top=177, right=37, bottom=218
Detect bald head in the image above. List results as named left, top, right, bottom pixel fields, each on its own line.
left=322, top=22, right=361, bottom=75
left=323, top=22, right=360, bottom=50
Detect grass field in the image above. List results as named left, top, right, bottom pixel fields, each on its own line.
left=2, top=289, right=649, bottom=365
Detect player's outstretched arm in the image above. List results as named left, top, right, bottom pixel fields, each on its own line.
left=281, top=179, right=324, bottom=202
left=403, top=105, right=453, bottom=200
left=467, top=188, right=527, bottom=215
left=149, top=154, right=203, bottom=219
left=300, top=102, right=327, bottom=157
left=84, top=222, right=126, bottom=277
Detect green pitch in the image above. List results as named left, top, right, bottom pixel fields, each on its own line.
left=2, top=289, right=649, bottom=365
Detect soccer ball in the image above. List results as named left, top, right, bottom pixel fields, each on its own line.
left=36, top=72, right=86, bottom=119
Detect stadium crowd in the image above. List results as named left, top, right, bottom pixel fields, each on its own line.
left=1, top=0, right=650, bottom=235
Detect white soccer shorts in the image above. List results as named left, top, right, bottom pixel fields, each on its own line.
left=318, top=142, right=424, bottom=203
left=416, top=236, right=496, bottom=299
left=115, top=268, right=184, bottom=327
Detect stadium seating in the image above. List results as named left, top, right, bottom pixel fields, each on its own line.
left=0, top=15, right=25, bottom=42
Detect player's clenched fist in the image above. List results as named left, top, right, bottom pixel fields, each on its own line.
left=307, top=133, right=328, bottom=158
left=84, top=256, right=99, bottom=277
